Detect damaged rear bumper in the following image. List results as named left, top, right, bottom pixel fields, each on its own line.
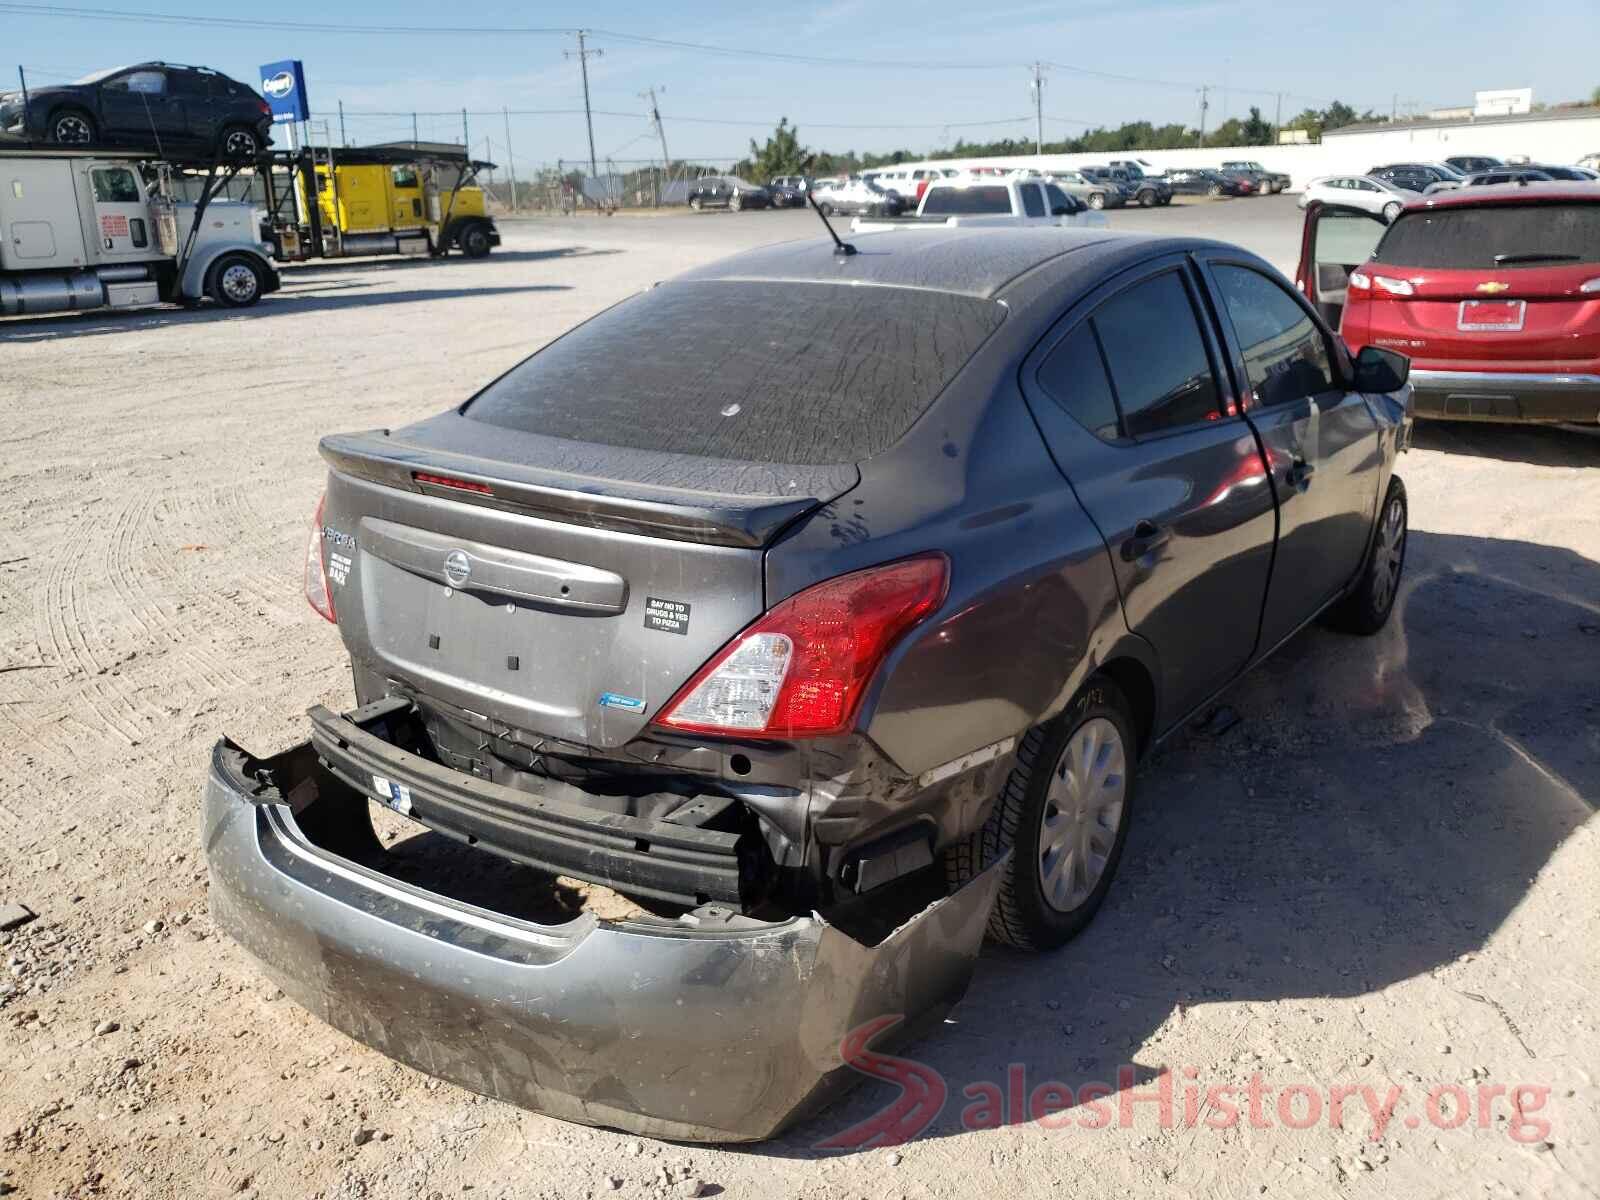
left=202, top=733, right=1004, bottom=1142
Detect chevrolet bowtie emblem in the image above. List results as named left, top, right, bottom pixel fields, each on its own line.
left=1476, top=281, right=1511, bottom=294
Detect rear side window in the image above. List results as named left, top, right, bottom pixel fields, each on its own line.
left=1020, top=184, right=1045, bottom=218
left=1212, top=265, right=1337, bottom=407
left=1037, top=323, right=1120, bottom=442
left=466, top=282, right=1007, bottom=465
left=1091, top=272, right=1222, bottom=438
left=922, top=186, right=1011, bottom=215
left=1373, top=203, right=1600, bottom=268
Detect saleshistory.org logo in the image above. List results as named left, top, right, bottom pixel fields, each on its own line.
left=814, top=1015, right=1555, bottom=1149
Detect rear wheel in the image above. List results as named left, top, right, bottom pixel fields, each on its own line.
left=49, top=108, right=96, bottom=144
left=220, top=126, right=262, bottom=160
left=818, top=201, right=834, bottom=217
left=690, top=196, right=703, bottom=212
left=1326, top=476, right=1407, bottom=635
left=730, top=192, right=743, bottom=212
left=1208, top=183, right=1223, bottom=197
left=946, top=679, right=1137, bottom=950
left=1138, top=189, right=1156, bottom=207
left=1087, top=192, right=1106, bottom=210
left=207, top=253, right=264, bottom=308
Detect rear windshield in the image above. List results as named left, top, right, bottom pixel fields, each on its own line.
left=464, top=281, right=1006, bottom=465
left=1372, top=203, right=1600, bottom=269
left=922, top=186, right=1012, bottom=215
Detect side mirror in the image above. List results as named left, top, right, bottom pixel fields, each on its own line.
left=1353, top=344, right=1410, bottom=393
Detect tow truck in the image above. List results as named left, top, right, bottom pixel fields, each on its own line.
left=256, top=144, right=501, bottom=262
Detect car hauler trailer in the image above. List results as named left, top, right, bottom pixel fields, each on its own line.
left=256, top=145, right=501, bottom=262
left=0, top=145, right=278, bottom=316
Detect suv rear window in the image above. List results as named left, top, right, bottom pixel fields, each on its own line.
left=1373, top=203, right=1600, bottom=269
left=921, top=186, right=1012, bottom=216
left=465, top=282, right=1006, bottom=465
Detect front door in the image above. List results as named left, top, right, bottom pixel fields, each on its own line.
left=1294, top=201, right=1390, bottom=327
left=1021, top=257, right=1277, bottom=725
left=389, top=165, right=424, bottom=229
left=1199, top=256, right=1380, bottom=651
left=99, top=68, right=185, bottom=144
left=84, top=162, right=154, bottom=261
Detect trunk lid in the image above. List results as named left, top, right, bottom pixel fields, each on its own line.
left=1364, top=200, right=1600, bottom=366
left=320, top=416, right=858, bottom=752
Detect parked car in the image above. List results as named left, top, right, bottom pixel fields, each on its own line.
left=1081, top=165, right=1137, bottom=201
left=1222, top=160, right=1290, bottom=193
left=765, top=177, right=806, bottom=207
left=1215, top=168, right=1259, bottom=195
left=1297, top=175, right=1409, bottom=220
left=1298, top=184, right=1600, bottom=425
left=851, top=175, right=1105, bottom=231
left=811, top=175, right=903, bottom=217
left=1463, top=168, right=1554, bottom=187
left=686, top=176, right=771, bottom=212
left=1047, top=168, right=1125, bottom=210
left=207, top=225, right=1412, bottom=1143
left=863, top=166, right=955, bottom=204
left=1579, top=153, right=1600, bottom=172
left=0, top=62, right=272, bottom=158
left=1165, top=168, right=1249, bottom=197
left=1367, top=162, right=1466, bottom=193
left=1444, top=155, right=1504, bottom=175
left=1109, top=157, right=1167, bottom=179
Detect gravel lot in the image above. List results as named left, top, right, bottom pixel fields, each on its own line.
left=1, top=196, right=1596, bottom=1199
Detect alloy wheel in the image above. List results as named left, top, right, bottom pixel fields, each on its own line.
left=223, top=129, right=259, bottom=158
left=1371, top=494, right=1406, bottom=612
left=1037, top=717, right=1127, bottom=913
left=53, top=113, right=93, bottom=143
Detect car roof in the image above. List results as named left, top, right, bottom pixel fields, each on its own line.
left=675, top=228, right=1228, bottom=301
left=1411, top=181, right=1600, bottom=209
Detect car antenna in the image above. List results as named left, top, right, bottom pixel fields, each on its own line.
left=802, top=156, right=855, bottom=256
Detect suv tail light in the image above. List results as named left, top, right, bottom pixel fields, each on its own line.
left=257, top=98, right=271, bottom=117
left=305, top=494, right=336, bottom=624
left=654, top=555, right=948, bottom=739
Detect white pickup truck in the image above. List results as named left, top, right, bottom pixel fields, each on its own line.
left=850, top=175, right=1108, bottom=233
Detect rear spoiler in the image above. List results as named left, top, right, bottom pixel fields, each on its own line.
left=319, top=428, right=855, bottom=549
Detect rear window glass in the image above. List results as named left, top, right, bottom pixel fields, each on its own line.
left=465, top=282, right=1006, bottom=465
left=1373, top=203, right=1600, bottom=269
left=922, top=186, right=1012, bottom=215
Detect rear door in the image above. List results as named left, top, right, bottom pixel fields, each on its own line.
left=1295, top=200, right=1390, bottom=327
left=1362, top=200, right=1600, bottom=370
left=1021, top=256, right=1276, bottom=724
left=1198, top=256, right=1378, bottom=649
left=167, top=69, right=215, bottom=147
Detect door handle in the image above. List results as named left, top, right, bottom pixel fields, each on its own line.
left=1121, top=519, right=1171, bottom=562
left=1284, top=458, right=1315, bottom=491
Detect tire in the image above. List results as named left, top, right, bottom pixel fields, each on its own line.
left=207, top=254, right=264, bottom=308
left=49, top=108, right=96, bottom=145
left=1087, top=192, right=1106, bottom=210
left=220, top=126, right=261, bottom=160
left=818, top=201, right=834, bottom=217
left=1208, top=183, right=1223, bottom=197
left=1159, top=195, right=1173, bottom=205
left=730, top=193, right=743, bottom=212
left=458, top=222, right=492, bottom=258
left=946, top=678, right=1137, bottom=951
left=690, top=197, right=703, bottom=212
left=1325, top=476, right=1407, bottom=635
left=1382, top=201, right=1403, bottom=221
left=1138, top=189, right=1155, bottom=208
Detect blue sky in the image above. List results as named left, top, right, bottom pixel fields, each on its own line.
left=5, top=0, right=1597, bottom=167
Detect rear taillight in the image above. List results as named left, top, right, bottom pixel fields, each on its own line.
left=654, top=555, right=949, bottom=739
left=305, top=494, right=336, bottom=624
left=1349, top=271, right=1371, bottom=291
left=257, top=98, right=271, bottom=116
left=1372, top=274, right=1415, bottom=296
left=1581, top=277, right=1600, bottom=293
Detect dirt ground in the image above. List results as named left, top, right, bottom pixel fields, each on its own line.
left=1, top=201, right=1596, bottom=1199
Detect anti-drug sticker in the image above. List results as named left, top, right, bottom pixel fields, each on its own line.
left=100, top=213, right=129, bottom=238
left=643, top=596, right=691, bottom=635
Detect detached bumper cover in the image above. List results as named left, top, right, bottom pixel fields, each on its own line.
left=1408, top=369, right=1600, bottom=424
left=203, top=739, right=1003, bottom=1142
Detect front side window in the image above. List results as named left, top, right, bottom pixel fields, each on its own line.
left=391, top=166, right=419, bottom=188
left=1212, top=265, right=1336, bottom=407
left=1020, top=184, right=1045, bottom=218
left=110, top=70, right=166, bottom=95
left=90, top=167, right=141, bottom=203
left=1044, top=183, right=1074, bottom=213
left=1092, top=271, right=1222, bottom=438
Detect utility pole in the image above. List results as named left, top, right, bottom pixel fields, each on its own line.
left=503, top=106, right=518, bottom=212
left=567, top=30, right=602, bottom=206
left=338, top=99, right=346, bottom=147
left=461, top=108, right=470, bottom=154
left=1273, top=92, right=1283, bottom=144
left=1029, top=63, right=1046, bottom=156
left=1197, top=85, right=1210, bottom=148
left=411, top=111, right=418, bottom=149
left=1391, top=93, right=1398, bottom=122
left=640, top=87, right=671, bottom=207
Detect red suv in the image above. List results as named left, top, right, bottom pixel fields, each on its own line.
left=1297, top=184, right=1600, bottom=425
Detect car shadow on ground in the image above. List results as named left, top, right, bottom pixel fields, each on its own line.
left=766, top=529, right=1597, bottom=1155
left=277, top=246, right=622, bottom=279
left=1412, top=421, right=1600, bottom=467
left=0, top=284, right=570, bottom=342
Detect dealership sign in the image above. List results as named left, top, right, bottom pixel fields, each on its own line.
left=259, top=60, right=310, bottom=124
